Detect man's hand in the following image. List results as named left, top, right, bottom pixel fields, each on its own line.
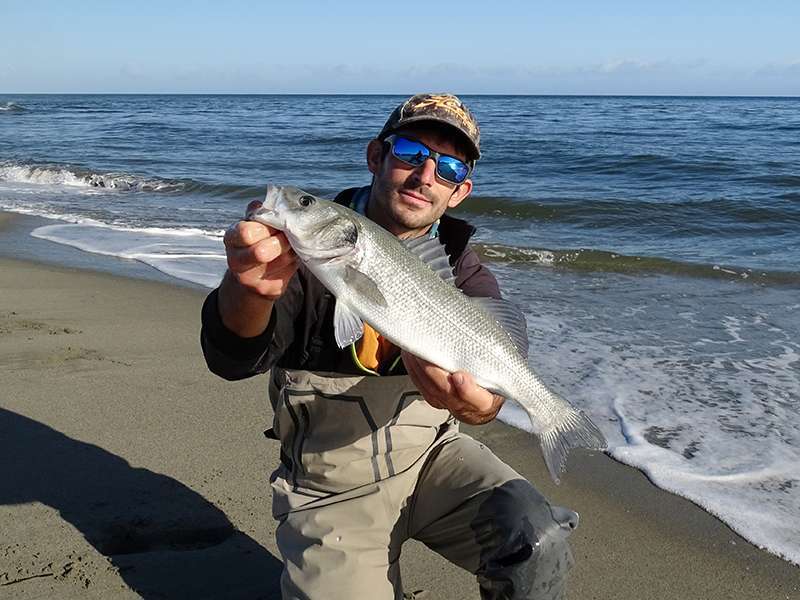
left=217, top=200, right=299, bottom=338
left=401, top=351, right=504, bottom=425
left=224, top=201, right=298, bottom=299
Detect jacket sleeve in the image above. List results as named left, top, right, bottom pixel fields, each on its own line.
left=200, top=274, right=303, bottom=381
left=453, top=245, right=502, bottom=300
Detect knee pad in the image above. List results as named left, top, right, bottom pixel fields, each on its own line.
left=480, top=480, right=577, bottom=568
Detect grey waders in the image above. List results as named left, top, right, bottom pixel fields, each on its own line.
left=268, top=369, right=577, bottom=600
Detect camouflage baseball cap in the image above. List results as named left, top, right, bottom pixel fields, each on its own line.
left=378, top=93, right=481, bottom=161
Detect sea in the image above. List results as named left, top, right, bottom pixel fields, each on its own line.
left=1, top=94, right=798, bottom=565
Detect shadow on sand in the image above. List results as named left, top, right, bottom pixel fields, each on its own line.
left=0, top=407, right=283, bottom=599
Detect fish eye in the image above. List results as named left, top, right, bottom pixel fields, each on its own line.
left=299, top=195, right=315, bottom=207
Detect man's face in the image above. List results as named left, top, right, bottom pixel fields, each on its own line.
left=366, top=125, right=473, bottom=238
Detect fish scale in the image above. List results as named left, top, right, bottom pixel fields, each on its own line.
left=250, top=185, right=607, bottom=482
left=358, top=228, right=523, bottom=389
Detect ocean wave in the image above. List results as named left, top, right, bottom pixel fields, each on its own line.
left=558, top=153, right=738, bottom=176
left=456, top=194, right=799, bottom=226
left=0, top=161, right=345, bottom=202
left=0, top=161, right=270, bottom=198
left=473, top=243, right=800, bottom=285
left=0, top=162, right=185, bottom=192
left=745, top=174, right=800, bottom=188
left=770, top=124, right=800, bottom=132
left=0, top=203, right=226, bottom=238
left=0, top=102, right=26, bottom=113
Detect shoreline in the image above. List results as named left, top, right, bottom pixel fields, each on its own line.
left=0, top=211, right=207, bottom=290
left=2, top=211, right=798, bottom=599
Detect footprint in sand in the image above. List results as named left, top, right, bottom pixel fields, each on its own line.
left=0, top=313, right=129, bottom=368
left=0, top=311, right=83, bottom=336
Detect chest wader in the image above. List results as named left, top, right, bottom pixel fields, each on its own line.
left=267, top=369, right=577, bottom=600
left=267, top=368, right=454, bottom=507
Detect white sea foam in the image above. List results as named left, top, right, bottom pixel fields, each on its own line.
left=0, top=201, right=101, bottom=225
left=0, top=199, right=228, bottom=241
left=488, top=262, right=800, bottom=565
left=610, top=385, right=800, bottom=565
left=31, top=222, right=227, bottom=289
left=0, top=102, right=25, bottom=112
left=0, top=162, right=181, bottom=192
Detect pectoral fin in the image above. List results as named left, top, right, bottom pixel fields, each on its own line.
left=333, top=300, right=364, bottom=349
left=344, top=266, right=388, bottom=307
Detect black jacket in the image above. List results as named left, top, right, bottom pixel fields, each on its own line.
left=201, top=187, right=501, bottom=380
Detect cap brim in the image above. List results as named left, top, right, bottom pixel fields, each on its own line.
left=381, top=115, right=480, bottom=161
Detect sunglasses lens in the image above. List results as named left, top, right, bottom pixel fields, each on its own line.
left=389, top=136, right=470, bottom=184
left=437, top=156, right=469, bottom=184
left=391, top=137, right=429, bottom=166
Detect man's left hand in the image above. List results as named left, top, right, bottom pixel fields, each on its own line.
left=401, top=351, right=504, bottom=425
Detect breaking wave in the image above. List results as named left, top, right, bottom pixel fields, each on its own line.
left=473, top=243, right=800, bottom=285
left=457, top=194, right=800, bottom=227
left=0, top=161, right=264, bottom=198
left=0, top=102, right=26, bottom=113
left=0, top=162, right=183, bottom=192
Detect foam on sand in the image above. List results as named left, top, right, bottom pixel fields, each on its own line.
left=32, top=222, right=227, bottom=289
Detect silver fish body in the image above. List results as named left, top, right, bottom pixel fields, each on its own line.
left=249, top=185, right=606, bottom=482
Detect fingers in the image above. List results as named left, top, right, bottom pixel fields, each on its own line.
left=402, top=351, right=504, bottom=424
left=224, top=223, right=294, bottom=274
left=401, top=351, right=448, bottom=409
left=449, top=371, right=500, bottom=416
left=224, top=220, right=281, bottom=250
left=221, top=203, right=298, bottom=300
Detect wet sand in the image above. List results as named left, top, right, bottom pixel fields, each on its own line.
left=1, top=213, right=798, bottom=599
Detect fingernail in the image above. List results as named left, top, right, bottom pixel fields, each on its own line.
left=453, top=373, right=464, bottom=386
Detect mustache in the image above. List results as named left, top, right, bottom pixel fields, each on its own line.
left=400, top=185, right=434, bottom=202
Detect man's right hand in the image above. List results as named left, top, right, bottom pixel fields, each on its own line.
left=217, top=201, right=298, bottom=338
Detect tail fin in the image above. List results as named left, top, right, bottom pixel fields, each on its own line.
left=539, top=410, right=607, bottom=484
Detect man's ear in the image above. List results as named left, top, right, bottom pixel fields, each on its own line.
left=366, top=139, right=384, bottom=175
left=447, top=179, right=473, bottom=209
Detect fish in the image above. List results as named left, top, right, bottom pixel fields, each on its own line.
left=248, top=185, right=607, bottom=482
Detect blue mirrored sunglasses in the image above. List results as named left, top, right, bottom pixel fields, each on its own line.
left=384, top=135, right=472, bottom=185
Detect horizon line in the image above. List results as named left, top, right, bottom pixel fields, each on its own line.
left=2, top=92, right=799, bottom=98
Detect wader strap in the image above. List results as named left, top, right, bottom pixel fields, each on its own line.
left=349, top=341, right=404, bottom=376
left=280, top=448, right=294, bottom=471
left=266, top=428, right=294, bottom=470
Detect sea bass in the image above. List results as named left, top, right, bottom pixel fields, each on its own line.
left=249, top=185, right=606, bottom=482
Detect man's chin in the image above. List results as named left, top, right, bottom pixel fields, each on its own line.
left=388, top=206, right=430, bottom=232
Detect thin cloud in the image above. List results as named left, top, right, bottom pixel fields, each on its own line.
left=755, top=60, right=800, bottom=76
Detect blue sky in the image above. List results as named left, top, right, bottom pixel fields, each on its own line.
left=2, top=1, right=798, bottom=95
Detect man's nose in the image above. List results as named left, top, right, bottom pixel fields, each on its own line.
left=412, top=157, right=437, bottom=186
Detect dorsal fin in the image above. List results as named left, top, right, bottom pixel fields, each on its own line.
left=470, top=297, right=530, bottom=359
left=403, top=237, right=456, bottom=285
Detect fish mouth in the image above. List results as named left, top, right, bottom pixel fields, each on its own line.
left=247, top=185, right=285, bottom=229
left=248, top=205, right=283, bottom=229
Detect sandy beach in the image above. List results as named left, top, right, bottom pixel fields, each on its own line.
left=1, top=212, right=798, bottom=599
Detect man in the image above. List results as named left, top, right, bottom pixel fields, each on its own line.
left=201, top=94, right=577, bottom=600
